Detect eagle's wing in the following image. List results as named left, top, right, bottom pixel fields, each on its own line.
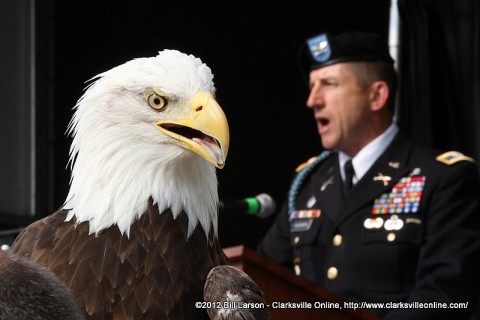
left=204, top=265, right=272, bottom=320
left=11, top=209, right=68, bottom=265
left=12, top=202, right=229, bottom=319
left=0, top=249, right=83, bottom=320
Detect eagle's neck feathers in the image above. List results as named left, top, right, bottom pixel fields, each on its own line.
left=64, top=118, right=219, bottom=239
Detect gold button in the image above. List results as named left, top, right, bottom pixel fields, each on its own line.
left=327, top=266, right=338, bottom=280
left=387, top=232, right=396, bottom=242
left=332, top=234, right=343, bottom=246
left=294, top=236, right=300, bottom=244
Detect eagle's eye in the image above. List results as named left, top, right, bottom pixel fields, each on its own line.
left=146, top=90, right=167, bottom=110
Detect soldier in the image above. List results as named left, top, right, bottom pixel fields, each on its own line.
left=258, top=31, right=480, bottom=319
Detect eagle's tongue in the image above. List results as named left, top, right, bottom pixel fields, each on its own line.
left=193, top=137, right=224, bottom=166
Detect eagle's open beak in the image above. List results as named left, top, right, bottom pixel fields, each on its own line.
left=156, top=92, right=229, bottom=169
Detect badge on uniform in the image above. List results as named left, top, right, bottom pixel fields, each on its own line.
left=290, top=209, right=321, bottom=220
left=306, top=196, right=317, bottom=208
left=372, top=176, right=426, bottom=214
left=363, top=217, right=384, bottom=229
left=384, top=214, right=404, bottom=230
left=436, top=151, right=475, bottom=165
left=373, top=173, right=392, bottom=186
left=320, top=176, right=334, bottom=191
left=364, top=214, right=414, bottom=231
left=307, top=33, right=331, bottom=63
left=289, top=209, right=321, bottom=232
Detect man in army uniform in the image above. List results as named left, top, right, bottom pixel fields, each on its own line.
left=257, top=31, right=480, bottom=319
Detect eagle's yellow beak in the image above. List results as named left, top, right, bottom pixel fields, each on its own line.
left=156, top=92, right=229, bottom=169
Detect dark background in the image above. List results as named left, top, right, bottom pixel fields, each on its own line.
left=2, top=0, right=479, bottom=251
left=48, top=0, right=390, bottom=249
left=0, top=0, right=390, bottom=249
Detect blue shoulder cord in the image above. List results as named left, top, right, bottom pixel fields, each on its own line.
left=288, top=151, right=332, bottom=217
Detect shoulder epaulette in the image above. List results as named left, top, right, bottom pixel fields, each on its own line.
left=295, top=156, right=318, bottom=172
left=436, top=151, right=475, bottom=165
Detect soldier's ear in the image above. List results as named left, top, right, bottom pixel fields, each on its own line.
left=369, top=80, right=389, bottom=112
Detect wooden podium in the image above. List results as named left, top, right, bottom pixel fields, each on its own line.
left=224, top=245, right=379, bottom=320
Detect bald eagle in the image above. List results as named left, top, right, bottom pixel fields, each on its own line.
left=10, top=50, right=257, bottom=319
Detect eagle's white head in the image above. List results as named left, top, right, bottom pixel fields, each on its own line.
left=64, top=50, right=229, bottom=238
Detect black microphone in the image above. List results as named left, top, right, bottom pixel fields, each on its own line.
left=219, top=193, right=276, bottom=218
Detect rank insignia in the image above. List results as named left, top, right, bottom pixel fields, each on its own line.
left=372, top=176, right=426, bottom=214
left=436, top=151, right=475, bottom=165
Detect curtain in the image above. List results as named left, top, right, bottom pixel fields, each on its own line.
left=397, top=0, right=480, bottom=161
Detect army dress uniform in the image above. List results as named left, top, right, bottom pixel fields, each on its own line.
left=257, top=132, right=480, bottom=319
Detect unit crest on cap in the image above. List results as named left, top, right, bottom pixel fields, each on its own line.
left=307, top=33, right=331, bottom=63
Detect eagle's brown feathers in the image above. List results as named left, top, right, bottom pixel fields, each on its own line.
left=10, top=50, right=267, bottom=320
left=13, top=199, right=228, bottom=319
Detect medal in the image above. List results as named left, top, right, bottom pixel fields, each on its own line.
left=372, top=176, right=426, bottom=214
left=289, top=209, right=321, bottom=220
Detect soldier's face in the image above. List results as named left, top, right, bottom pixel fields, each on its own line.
left=307, top=63, right=374, bottom=157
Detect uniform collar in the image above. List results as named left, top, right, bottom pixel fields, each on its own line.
left=339, top=122, right=399, bottom=184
